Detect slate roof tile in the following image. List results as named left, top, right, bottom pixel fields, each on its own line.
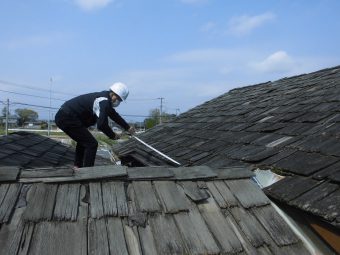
left=0, top=132, right=112, bottom=177
left=273, top=151, right=338, bottom=176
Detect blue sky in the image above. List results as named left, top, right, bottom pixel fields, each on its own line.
left=0, top=0, right=340, bottom=122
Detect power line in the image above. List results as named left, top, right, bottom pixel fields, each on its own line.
left=0, top=89, right=67, bottom=102
left=11, top=102, right=59, bottom=110
left=10, top=101, right=153, bottom=118
left=128, top=98, right=159, bottom=101
left=0, top=79, right=76, bottom=96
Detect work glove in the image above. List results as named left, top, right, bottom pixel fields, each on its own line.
left=128, top=126, right=135, bottom=135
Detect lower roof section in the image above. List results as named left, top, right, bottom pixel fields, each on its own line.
left=0, top=165, right=310, bottom=255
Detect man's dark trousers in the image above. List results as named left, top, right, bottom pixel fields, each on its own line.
left=55, top=109, right=98, bottom=167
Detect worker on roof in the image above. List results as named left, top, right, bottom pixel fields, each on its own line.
left=55, top=82, right=135, bottom=169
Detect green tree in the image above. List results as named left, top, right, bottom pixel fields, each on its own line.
left=1, top=106, right=9, bottom=117
left=144, top=108, right=176, bottom=129
left=15, top=108, right=39, bottom=126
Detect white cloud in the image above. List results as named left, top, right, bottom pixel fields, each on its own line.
left=74, top=0, right=113, bottom=11
left=201, top=21, right=216, bottom=32
left=167, top=48, right=253, bottom=64
left=228, top=12, right=276, bottom=36
left=250, top=51, right=295, bottom=73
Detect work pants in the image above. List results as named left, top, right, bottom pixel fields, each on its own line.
left=55, top=109, right=98, bottom=167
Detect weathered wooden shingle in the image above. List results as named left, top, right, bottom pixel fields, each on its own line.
left=132, top=181, right=161, bottom=212
left=106, top=218, right=129, bottom=255
left=172, top=166, right=217, bottom=180
left=29, top=220, right=87, bottom=254
left=174, top=209, right=220, bottom=254
left=230, top=206, right=270, bottom=247
left=89, top=182, right=104, bottom=219
left=154, top=181, right=190, bottom=213
left=88, top=219, right=110, bottom=255
left=53, top=183, right=80, bottom=221
left=226, top=179, right=270, bottom=208
left=0, top=166, right=20, bottom=182
left=0, top=183, right=21, bottom=223
left=198, top=197, right=244, bottom=254
left=127, top=166, right=174, bottom=180
left=252, top=205, right=299, bottom=246
left=179, top=181, right=210, bottom=202
left=102, top=181, right=118, bottom=216
left=23, top=183, right=57, bottom=222
left=149, top=214, right=187, bottom=254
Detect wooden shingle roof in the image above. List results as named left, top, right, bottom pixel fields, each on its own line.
left=114, top=65, right=340, bottom=229
left=0, top=165, right=309, bottom=254
left=0, top=133, right=310, bottom=254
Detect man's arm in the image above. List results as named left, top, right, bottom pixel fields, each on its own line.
left=96, top=100, right=117, bottom=139
left=107, top=105, right=130, bottom=131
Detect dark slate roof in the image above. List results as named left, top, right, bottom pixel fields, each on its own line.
left=0, top=132, right=110, bottom=172
left=113, top=66, right=340, bottom=229
left=0, top=165, right=310, bottom=254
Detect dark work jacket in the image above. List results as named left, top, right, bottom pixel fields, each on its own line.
left=61, top=91, right=130, bottom=139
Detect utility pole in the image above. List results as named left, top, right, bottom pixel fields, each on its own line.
left=48, top=77, right=52, bottom=136
left=176, top=108, right=180, bottom=116
left=5, top=99, right=9, bottom=135
left=158, top=97, right=164, bottom=124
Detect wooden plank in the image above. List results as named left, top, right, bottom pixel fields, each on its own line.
left=19, top=165, right=128, bottom=183
left=173, top=212, right=210, bottom=254
left=252, top=205, right=299, bottom=246
left=149, top=214, right=187, bottom=254
left=75, top=165, right=127, bottom=179
left=127, top=166, right=174, bottom=180
left=53, top=183, right=80, bottom=221
left=198, top=197, right=243, bottom=254
left=230, top=207, right=270, bottom=247
left=172, top=166, right=217, bottom=180
left=0, top=183, right=21, bottom=223
left=14, top=222, right=35, bottom=254
left=106, top=217, right=129, bottom=255
left=127, top=183, right=148, bottom=228
left=115, top=182, right=129, bottom=216
left=23, top=183, right=57, bottom=222
left=174, top=210, right=220, bottom=254
left=0, top=166, right=20, bottom=182
left=226, top=179, right=270, bottom=208
left=124, top=221, right=142, bottom=255
left=0, top=184, right=9, bottom=211
left=0, top=208, right=34, bottom=255
left=132, top=181, right=161, bottom=212
left=206, top=182, right=229, bottom=208
left=138, top=224, right=158, bottom=255
left=20, top=168, right=73, bottom=178
left=89, top=182, right=104, bottom=219
left=102, top=181, right=118, bottom=216
left=213, top=167, right=254, bottom=179
left=154, top=181, right=189, bottom=213
left=188, top=206, right=221, bottom=254
left=29, top=220, right=87, bottom=255
left=178, top=181, right=210, bottom=202
left=213, top=181, right=239, bottom=207
left=88, top=219, right=110, bottom=255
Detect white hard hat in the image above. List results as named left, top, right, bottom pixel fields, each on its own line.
left=110, top=82, right=129, bottom=101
